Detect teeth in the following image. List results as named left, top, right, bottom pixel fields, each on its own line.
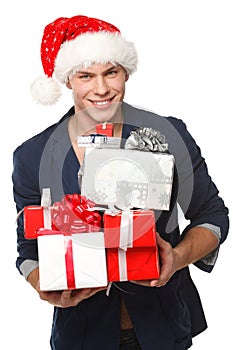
left=94, top=100, right=109, bottom=106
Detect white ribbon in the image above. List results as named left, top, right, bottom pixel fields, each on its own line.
left=119, top=210, right=133, bottom=250
left=118, top=210, right=133, bottom=281
left=118, top=250, right=128, bottom=281
left=41, top=188, right=52, bottom=229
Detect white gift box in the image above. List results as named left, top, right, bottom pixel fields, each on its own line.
left=38, top=232, right=107, bottom=291
left=81, top=148, right=175, bottom=210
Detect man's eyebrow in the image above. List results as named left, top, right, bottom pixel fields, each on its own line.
left=77, top=65, right=118, bottom=75
left=76, top=70, right=93, bottom=75
left=104, top=64, right=119, bottom=73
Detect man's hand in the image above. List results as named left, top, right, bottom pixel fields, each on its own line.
left=27, top=267, right=107, bottom=308
left=131, top=227, right=219, bottom=288
left=38, top=287, right=107, bottom=308
left=150, top=232, right=178, bottom=287
left=130, top=233, right=177, bottom=288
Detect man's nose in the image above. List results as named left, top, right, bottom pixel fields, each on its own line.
left=93, top=76, right=110, bottom=95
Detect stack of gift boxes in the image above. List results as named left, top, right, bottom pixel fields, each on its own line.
left=23, top=125, right=175, bottom=291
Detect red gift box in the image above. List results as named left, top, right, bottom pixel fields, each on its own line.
left=24, top=194, right=101, bottom=239
left=96, top=123, right=113, bottom=136
left=104, top=210, right=160, bottom=282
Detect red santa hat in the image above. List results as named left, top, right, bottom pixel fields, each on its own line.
left=31, top=15, right=138, bottom=105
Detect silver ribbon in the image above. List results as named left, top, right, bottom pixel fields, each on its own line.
left=124, top=127, right=168, bottom=153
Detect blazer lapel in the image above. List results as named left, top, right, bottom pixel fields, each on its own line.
left=39, top=114, right=80, bottom=202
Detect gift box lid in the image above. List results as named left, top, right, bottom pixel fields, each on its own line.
left=23, top=194, right=102, bottom=240
left=24, top=206, right=46, bottom=239
left=104, top=210, right=156, bottom=249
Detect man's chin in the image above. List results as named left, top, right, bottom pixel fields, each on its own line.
left=85, top=102, right=122, bottom=123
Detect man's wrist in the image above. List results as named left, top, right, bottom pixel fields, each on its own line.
left=27, top=267, right=39, bottom=290
left=173, top=245, right=188, bottom=272
left=173, top=226, right=219, bottom=271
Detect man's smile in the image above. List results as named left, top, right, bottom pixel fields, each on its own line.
left=89, top=96, right=116, bottom=107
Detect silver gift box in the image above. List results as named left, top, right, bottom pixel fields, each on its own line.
left=80, top=148, right=175, bottom=210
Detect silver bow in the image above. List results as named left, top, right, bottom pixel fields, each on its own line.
left=124, top=127, right=168, bottom=152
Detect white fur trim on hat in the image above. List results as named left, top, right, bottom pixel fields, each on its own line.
left=31, top=76, right=62, bottom=105
left=54, top=32, right=138, bottom=83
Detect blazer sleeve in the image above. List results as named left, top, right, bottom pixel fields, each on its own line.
left=169, top=117, right=229, bottom=272
left=12, top=141, right=42, bottom=274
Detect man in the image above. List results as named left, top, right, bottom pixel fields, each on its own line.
left=13, top=15, right=229, bottom=349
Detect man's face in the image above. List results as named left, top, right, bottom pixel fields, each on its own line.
left=67, top=63, right=128, bottom=123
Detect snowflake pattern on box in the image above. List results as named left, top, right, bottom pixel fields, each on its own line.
left=158, top=192, right=171, bottom=208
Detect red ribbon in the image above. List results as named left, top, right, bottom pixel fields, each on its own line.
left=38, top=229, right=76, bottom=289
left=52, top=194, right=101, bottom=233
left=64, top=236, right=76, bottom=289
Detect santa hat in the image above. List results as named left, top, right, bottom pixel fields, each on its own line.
left=31, top=15, right=138, bottom=105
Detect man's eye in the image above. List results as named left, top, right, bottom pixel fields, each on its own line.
left=80, top=74, right=91, bottom=79
left=107, top=70, right=117, bottom=76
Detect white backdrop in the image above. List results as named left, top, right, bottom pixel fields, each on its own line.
left=1, top=1, right=232, bottom=349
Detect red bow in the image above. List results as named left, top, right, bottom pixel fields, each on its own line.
left=51, top=194, right=101, bottom=233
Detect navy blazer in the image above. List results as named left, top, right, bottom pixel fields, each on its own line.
left=13, top=103, right=229, bottom=350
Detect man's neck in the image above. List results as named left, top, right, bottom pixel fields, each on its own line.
left=69, top=106, right=124, bottom=140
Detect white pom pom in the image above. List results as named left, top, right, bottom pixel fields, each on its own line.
left=31, top=76, right=62, bottom=105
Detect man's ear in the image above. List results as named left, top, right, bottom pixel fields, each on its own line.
left=125, top=73, right=129, bottom=82
left=66, top=80, right=72, bottom=89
